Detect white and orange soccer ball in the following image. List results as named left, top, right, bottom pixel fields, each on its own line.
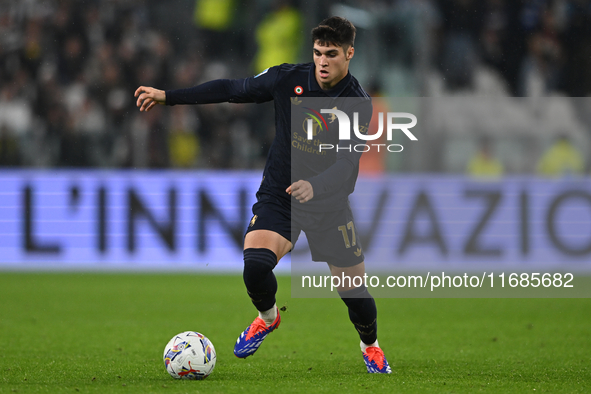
left=163, top=331, right=216, bottom=380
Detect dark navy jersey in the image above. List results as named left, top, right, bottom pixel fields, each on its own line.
left=166, top=62, right=372, bottom=212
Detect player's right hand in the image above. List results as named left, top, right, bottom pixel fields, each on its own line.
left=134, top=86, right=166, bottom=112
left=286, top=180, right=314, bottom=203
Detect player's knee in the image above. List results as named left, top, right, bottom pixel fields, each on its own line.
left=338, top=285, right=372, bottom=300
left=338, top=285, right=377, bottom=327
left=243, top=248, right=277, bottom=286
left=338, top=285, right=376, bottom=315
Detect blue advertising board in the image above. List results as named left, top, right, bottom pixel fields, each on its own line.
left=0, top=171, right=590, bottom=273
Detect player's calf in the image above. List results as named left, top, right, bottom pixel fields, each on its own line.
left=243, top=248, right=278, bottom=311
left=339, top=286, right=391, bottom=373
left=235, top=249, right=281, bottom=358
left=338, top=285, right=378, bottom=345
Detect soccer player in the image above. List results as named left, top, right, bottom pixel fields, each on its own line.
left=135, top=16, right=391, bottom=374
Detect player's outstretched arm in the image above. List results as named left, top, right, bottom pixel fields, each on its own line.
left=135, top=86, right=166, bottom=112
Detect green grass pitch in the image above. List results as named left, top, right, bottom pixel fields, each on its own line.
left=0, top=273, right=589, bottom=393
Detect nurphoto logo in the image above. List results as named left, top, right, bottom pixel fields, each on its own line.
left=305, top=109, right=418, bottom=153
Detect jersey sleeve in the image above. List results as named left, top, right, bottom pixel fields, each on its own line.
left=306, top=99, right=373, bottom=198
left=165, top=65, right=281, bottom=106
left=241, top=65, right=282, bottom=103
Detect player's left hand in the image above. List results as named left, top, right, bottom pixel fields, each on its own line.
left=286, top=180, right=314, bottom=203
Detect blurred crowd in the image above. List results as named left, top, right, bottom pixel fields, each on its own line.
left=0, top=0, right=590, bottom=174
left=433, top=0, right=591, bottom=97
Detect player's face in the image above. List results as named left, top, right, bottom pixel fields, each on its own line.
left=313, top=41, right=354, bottom=90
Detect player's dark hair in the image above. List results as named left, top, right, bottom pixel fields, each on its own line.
left=311, top=16, right=356, bottom=49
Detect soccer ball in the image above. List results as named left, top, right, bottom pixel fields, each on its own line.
left=163, top=331, right=216, bottom=380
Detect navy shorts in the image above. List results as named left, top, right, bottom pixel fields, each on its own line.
left=245, top=193, right=365, bottom=267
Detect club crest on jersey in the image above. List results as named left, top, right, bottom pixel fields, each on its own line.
left=294, top=86, right=303, bottom=95
left=249, top=215, right=258, bottom=227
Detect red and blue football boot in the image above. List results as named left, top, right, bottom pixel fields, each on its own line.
left=234, top=309, right=281, bottom=358
left=363, top=346, right=392, bottom=373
